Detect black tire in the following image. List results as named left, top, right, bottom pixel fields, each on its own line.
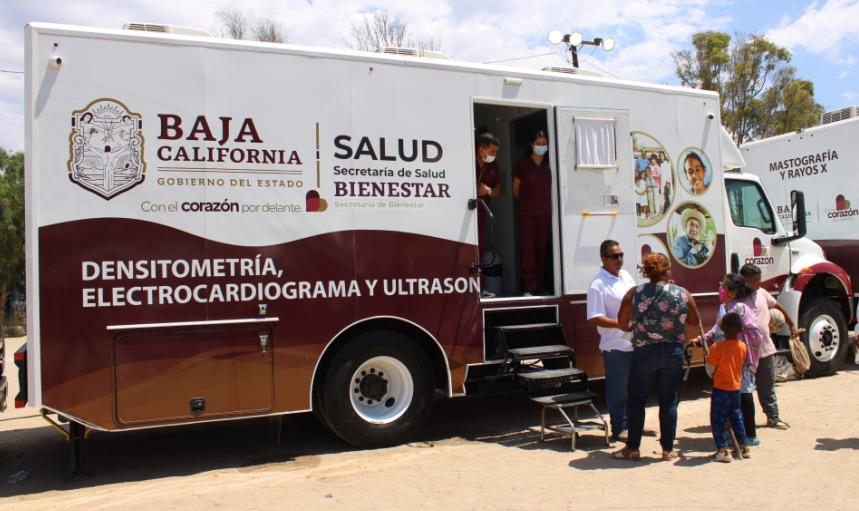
left=317, top=330, right=435, bottom=447
left=799, top=298, right=849, bottom=377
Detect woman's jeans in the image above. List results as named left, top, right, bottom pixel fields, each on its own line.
left=626, top=342, right=684, bottom=452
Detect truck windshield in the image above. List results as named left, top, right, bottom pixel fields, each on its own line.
left=726, top=179, right=776, bottom=234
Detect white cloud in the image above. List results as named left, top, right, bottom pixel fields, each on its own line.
left=766, top=0, right=859, bottom=63
left=0, top=74, right=24, bottom=152
left=0, top=0, right=726, bottom=151
left=837, top=54, right=857, bottom=66
left=843, top=91, right=859, bottom=102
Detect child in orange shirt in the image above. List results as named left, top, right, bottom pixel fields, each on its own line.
left=706, top=312, right=750, bottom=462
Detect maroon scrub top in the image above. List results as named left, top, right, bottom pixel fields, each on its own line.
left=513, top=155, right=551, bottom=216
left=477, top=160, right=501, bottom=196
left=476, top=161, right=500, bottom=250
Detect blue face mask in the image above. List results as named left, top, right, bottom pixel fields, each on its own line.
left=533, top=145, right=548, bottom=156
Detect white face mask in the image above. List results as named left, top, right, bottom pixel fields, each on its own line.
left=533, top=145, right=548, bottom=156
left=482, top=154, right=496, bottom=164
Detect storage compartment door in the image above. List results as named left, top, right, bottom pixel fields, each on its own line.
left=115, top=325, right=274, bottom=425
left=556, top=108, right=636, bottom=294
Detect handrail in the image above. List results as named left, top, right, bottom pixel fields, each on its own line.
left=106, top=317, right=280, bottom=331
left=580, top=210, right=619, bottom=217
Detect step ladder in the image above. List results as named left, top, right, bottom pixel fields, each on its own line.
left=494, top=323, right=609, bottom=450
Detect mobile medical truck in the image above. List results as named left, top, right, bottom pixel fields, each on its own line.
left=742, top=114, right=859, bottom=374
left=16, top=23, right=852, bottom=464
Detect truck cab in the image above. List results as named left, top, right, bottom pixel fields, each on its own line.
left=723, top=171, right=852, bottom=374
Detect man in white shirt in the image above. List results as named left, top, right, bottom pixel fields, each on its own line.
left=587, top=240, right=636, bottom=441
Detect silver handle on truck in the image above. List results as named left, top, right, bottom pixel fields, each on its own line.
left=106, top=317, right=280, bottom=331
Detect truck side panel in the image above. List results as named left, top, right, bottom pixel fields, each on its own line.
left=28, top=23, right=728, bottom=429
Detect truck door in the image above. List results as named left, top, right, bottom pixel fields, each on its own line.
left=555, top=108, right=636, bottom=294
left=724, top=178, right=790, bottom=286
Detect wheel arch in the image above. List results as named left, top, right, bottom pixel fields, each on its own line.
left=310, top=316, right=452, bottom=410
left=794, top=264, right=853, bottom=323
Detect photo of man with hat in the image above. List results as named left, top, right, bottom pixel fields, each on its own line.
left=672, top=206, right=711, bottom=266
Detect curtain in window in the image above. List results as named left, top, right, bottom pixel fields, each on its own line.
left=575, top=118, right=616, bottom=169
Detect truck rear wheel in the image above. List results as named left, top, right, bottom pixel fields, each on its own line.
left=318, top=331, right=435, bottom=447
left=799, top=298, right=848, bottom=376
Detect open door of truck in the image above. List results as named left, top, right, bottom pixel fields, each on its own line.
left=555, top=108, right=636, bottom=294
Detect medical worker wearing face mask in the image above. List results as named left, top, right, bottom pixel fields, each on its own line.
left=475, top=132, right=502, bottom=263
left=513, top=131, right=552, bottom=296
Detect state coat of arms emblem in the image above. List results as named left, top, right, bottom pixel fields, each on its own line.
left=68, top=98, right=145, bottom=199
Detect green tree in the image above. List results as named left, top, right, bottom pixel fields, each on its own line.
left=673, top=32, right=822, bottom=145
left=0, top=148, right=24, bottom=336
left=758, top=68, right=824, bottom=137
left=673, top=31, right=731, bottom=93
left=722, top=34, right=792, bottom=145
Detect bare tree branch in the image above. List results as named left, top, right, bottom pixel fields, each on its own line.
left=216, top=9, right=248, bottom=40
left=349, top=10, right=441, bottom=53
left=216, top=9, right=287, bottom=43
left=253, top=18, right=286, bottom=43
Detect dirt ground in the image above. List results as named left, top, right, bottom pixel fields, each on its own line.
left=1, top=335, right=858, bottom=511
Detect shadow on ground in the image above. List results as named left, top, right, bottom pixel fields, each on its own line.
left=814, top=438, right=859, bottom=451
left=0, top=369, right=715, bottom=497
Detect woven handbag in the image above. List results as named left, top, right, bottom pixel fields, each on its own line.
left=790, top=330, right=812, bottom=374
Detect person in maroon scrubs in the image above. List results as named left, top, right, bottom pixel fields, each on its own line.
left=475, top=132, right=502, bottom=263
left=513, top=131, right=552, bottom=296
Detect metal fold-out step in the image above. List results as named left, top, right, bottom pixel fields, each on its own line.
left=495, top=322, right=559, bottom=333
left=507, top=344, right=571, bottom=360
left=530, top=391, right=598, bottom=406
left=517, top=366, right=584, bottom=386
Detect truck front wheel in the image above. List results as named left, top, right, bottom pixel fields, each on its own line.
left=799, top=298, right=848, bottom=376
left=318, top=331, right=435, bottom=447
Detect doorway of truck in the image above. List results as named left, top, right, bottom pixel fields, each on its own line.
left=472, top=102, right=557, bottom=298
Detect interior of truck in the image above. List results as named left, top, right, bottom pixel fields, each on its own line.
left=472, top=102, right=557, bottom=298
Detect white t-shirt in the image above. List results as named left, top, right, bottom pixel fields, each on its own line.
left=587, top=267, right=636, bottom=352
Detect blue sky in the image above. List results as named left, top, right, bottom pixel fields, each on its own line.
left=1, top=0, right=858, bottom=152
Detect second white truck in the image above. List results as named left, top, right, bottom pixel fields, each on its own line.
left=742, top=114, right=859, bottom=373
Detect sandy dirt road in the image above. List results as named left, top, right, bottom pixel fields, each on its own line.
left=1, top=335, right=858, bottom=510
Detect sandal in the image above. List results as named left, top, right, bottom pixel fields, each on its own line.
left=661, top=450, right=678, bottom=461
left=766, top=418, right=791, bottom=429
left=611, top=448, right=640, bottom=460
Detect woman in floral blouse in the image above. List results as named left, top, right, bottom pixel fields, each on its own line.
left=614, top=252, right=701, bottom=461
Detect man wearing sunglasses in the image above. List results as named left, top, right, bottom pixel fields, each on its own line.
left=587, top=240, right=637, bottom=442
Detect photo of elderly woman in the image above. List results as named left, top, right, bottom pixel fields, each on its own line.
left=668, top=203, right=716, bottom=268
left=678, top=149, right=712, bottom=196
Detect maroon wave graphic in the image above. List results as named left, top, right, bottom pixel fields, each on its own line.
left=38, top=219, right=481, bottom=428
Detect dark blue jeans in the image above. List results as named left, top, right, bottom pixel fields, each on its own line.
left=626, top=342, right=684, bottom=452
left=602, top=350, right=633, bottom=436
left=711, top=388, right=748, bottom=449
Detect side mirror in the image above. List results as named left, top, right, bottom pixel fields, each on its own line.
left=773, top=190, right=806, bottom=245
left=791, top=190, right=807, bottom=238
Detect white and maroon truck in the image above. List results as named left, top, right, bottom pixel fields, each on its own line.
left=17, top=22, right=852, bottom=463
left=742, top=114, right=859, bottom=372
